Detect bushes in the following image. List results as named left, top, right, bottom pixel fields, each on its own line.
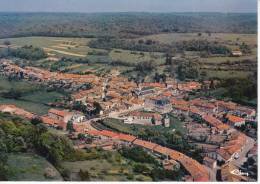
left=219, top=77, right=257, bottom=102
left=0, top=153, right=9, bottom=181
left=79, top=169, right=90, bottom=181
left=0, top=113, right=91, bottom=167
left=9, top=45, right=47, bottom=60
left=133, top=163, right=150, bottom=175
left=176, top=62, right=199, bottom=81
left=120, top=147, right=158, bottom=165
left=175, top=40, right=231, bottom=55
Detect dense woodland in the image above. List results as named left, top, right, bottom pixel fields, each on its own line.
left=0, top=12, right=257, bottom=39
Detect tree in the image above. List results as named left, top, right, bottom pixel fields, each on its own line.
left=77, top=133, right=85, bottom=140
left=165, top=53, right=172, bottom=65
left=79, top=169, right=90, bottom=181
left=133, top=163, right=150, bottom=175
left=151, top=116, right=156, bottom=125
left=3, top=40, right=11, bottom=48
left=209, top=80, right=215, bottom=89
left=0, top=153, right=8, bottom=180
left=31, top=117, right=43, bottom=126
left=93, top=102, right=102, bottom=115
left=66, top=121, right=75, bottom=133
left=1, top=88, right=22, bottom=99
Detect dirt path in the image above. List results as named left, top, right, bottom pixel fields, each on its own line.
left=43, top=47, right=86, bottom=57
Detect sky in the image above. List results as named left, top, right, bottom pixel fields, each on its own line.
left=0, top=0, right=257, bottom=13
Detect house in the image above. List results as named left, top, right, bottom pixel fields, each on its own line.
left=70, top=113, right=86, bottom=124
left=206, top=135, right=226, bottom=145
left=202, top=115, right=231, bottom=135
left=194, top=143, right=219, bottom=159
left=215, top=101, right=237, bottom=113
left=0, top=104, right=35, bottom=120
left=172, top=105, right=189, bottom=116
left=48, top=108, right=73, bottom=123
left=226, top=114, right=245, bottom=127
left=145, top=97, right=172, bottom=113
left=231, top=50, right=243, bottom=57
left=231, top=107, right=256, bottom=118
left=133, top=87, right=156, bottom=98
left=216, top=133, right=247, bottom=162
left=124, top=111, right=163, bottom=126
left=203, top=157, right=217, bottom=169
left=190, top=98, right=217, bottom=113
left=162, top=159, right=180, bottom=171
left=41, top=115, right=66, bottom=129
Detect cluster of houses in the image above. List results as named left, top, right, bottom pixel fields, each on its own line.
left=84, top=129, right=210, bottom=181
left=0, top=60, right=100, bottom=92
left=0, top=59, right=257, bottom=182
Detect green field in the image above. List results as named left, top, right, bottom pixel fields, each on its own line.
left=0, top=76, right=65, bottom=115
left=7, top=153, right=62, bottom=181
left=101, top=115, right=186, bottom=136
left=0, top=36, right=106, bottom=58
left=109, top=49, right=165, bottom=65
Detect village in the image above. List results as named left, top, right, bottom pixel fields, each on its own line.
left=0, top=58, right=257, bottom=182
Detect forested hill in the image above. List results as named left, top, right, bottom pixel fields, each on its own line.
left=0, top=12, right=257, bottom=39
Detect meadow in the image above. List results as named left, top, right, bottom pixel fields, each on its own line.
left=0, top=76, right=65, bottom=115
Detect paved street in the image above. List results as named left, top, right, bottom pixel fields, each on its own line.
left=230, top=134, right=255, bottom=167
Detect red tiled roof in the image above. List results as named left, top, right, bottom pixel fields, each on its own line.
left=171, top=98, right=189, bottom=106
left=154, top=145, right=173, bottom=155
left=87, top=130, right=102, bottom=136
left=133, top=139, right=158, bottom=150
left=203, top=115, right=230, bottom=131
left=173, top=104, right=189, bottom=112
left=48, top=108, right=70, bottom=117
left=100, top=130, right=119, bottom=138
left=118, top=133, right=136, bottom=142
left=41, top=116, right=64, bottom=127
left=226, top=114, right=245, bottom=123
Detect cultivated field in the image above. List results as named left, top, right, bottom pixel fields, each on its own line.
left=0, top=33, right=257, bottom=80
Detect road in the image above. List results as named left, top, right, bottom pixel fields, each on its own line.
left=231, top=134, right=255, bottom=167
left=108, top=105, right=144, bottom=118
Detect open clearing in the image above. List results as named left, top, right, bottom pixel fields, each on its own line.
left=0, top=36, right=104, bottom=58
left=137, top=33, right=257, bottom=46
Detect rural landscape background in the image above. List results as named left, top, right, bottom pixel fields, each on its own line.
left=0, top=0, right=258, bottom=182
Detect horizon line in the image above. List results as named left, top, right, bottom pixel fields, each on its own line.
left=0, top=11, right=257, bottom=14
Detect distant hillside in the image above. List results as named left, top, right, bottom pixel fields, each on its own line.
left=0, top=12, right=257, bottom=39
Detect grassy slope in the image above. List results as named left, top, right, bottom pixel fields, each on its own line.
left=7, top=153, right=62, bottom=181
